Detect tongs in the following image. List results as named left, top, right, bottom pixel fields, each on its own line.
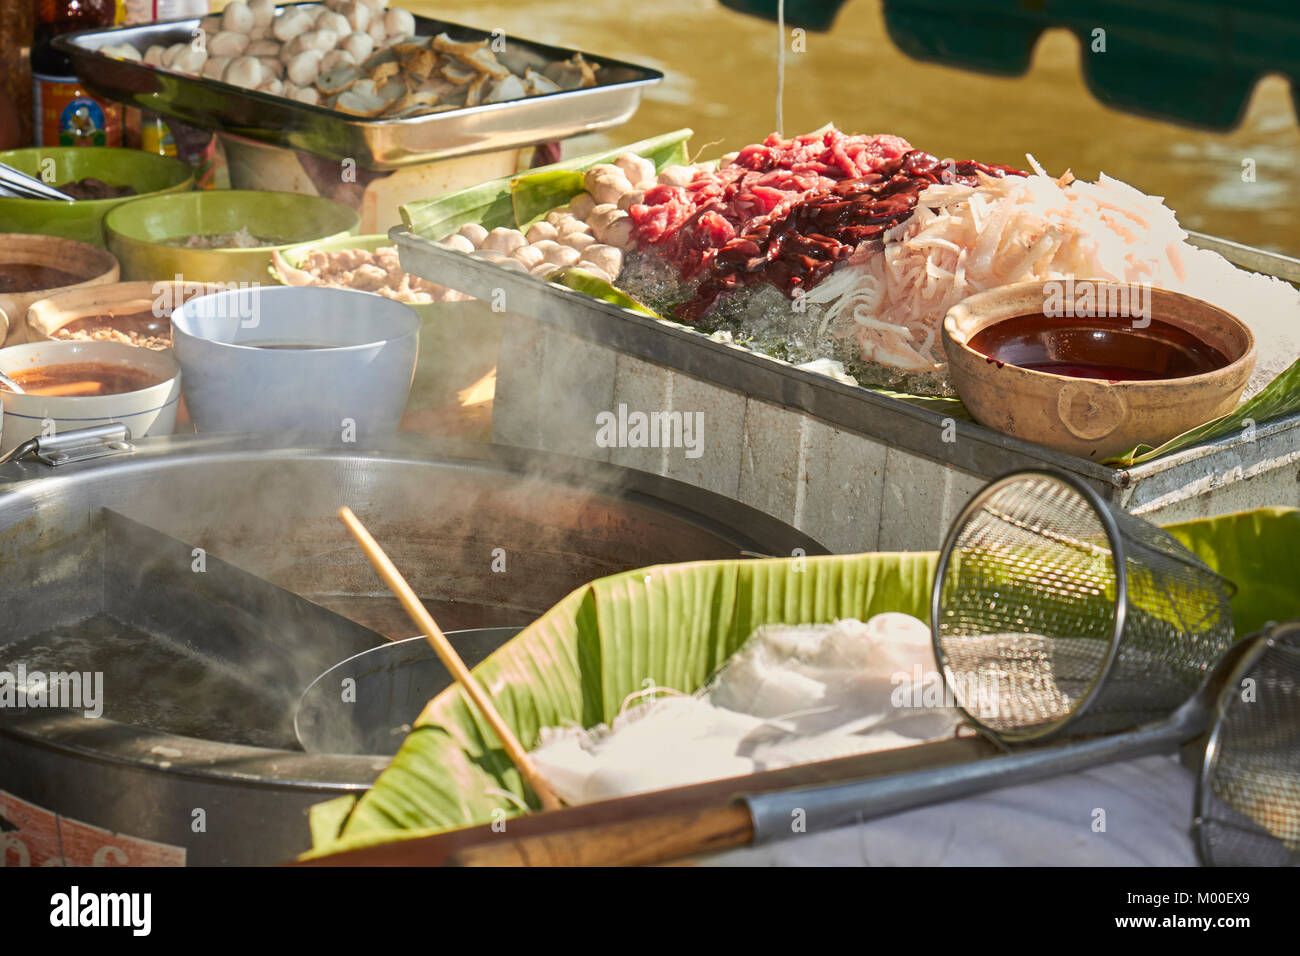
left=0, top=160, right=72, bottom=201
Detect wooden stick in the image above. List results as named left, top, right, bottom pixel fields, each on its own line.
left=337, top=506, right=564, bottom=811
left=450, top=803, right=755, bottom=867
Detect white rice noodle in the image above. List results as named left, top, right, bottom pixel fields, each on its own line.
left=818, top=159, right=1300, bottom=395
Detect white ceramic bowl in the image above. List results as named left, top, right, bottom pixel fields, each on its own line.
left=170, top=286, right=419, bottom=439
left=0, top=340, right=181, bottom=453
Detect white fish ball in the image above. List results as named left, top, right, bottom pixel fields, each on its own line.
left=341, top=31, right=374, bottom=61
left=257, top=76, right=284, bottom=96
left=366, top=19, right=387, bottom=43
left=567, top=191, right=596, bottom=221
left=383, top=8, right=415, bottom=37
left=162, top=43, right=187, bottom=67
left=100, top=42, right=142, bottom=62
left=437, top=234, right=475, bottom=254
left=581, top=244, right=624, bottom=277
left=246, top=39, right=279, bottom=57
left=584, top=164, right=633, bottom=206
left=496, top=258, right=527, bottom=274
left=280, top=35, right=305, bottom=60
left=657, top=165, right=695, bottom=187
left=222, top=55, right=263, bottom=88
left=537, top=241, right=579, bottom=267
left=293, top=85, right=320, bottom=105
left=248, top=0, right=275, bottom=28
left=556, top=217, right=590, bottom=237
left=258, top=57, right=284, bottom=79
left=220, top=1, right=254, bottom=34
left=457, top=223, right=488, bottom=247
left=358, top=0, right=389, bottom=11
left=565, top=233, right=596, bottom=253
left=299, top=29, right=338, bottom=52
left=574, top=262, right=612, bottom=284
left=601, top=216, right=635, bottom=251
left=589, top=205, right=631, bottom=244
left=320, top=49, right=357, bottom=71
left=471, top=249, right=510, bottom=265
left=202, top=55, right=232, bottom=80
left=617, top=189, right=645, bottom=212
left=172, top=46, right=208, bottom=75
left=530, top=261, right=557, bottom=278
left=614, top=152, right=655, bottom=187
left=144, top=44, right=165, bottom=66
left=286, top=49, right=323, bottom=86
left=340, top=1, right=371, bottom=32
left=586, top=203, right=618, bottom=231
left=482, top=227, right=526, bottom=255
left=207, top=31, right=250, bottom=57
left=315, top=11, right=350, bottom=36
left=512, top=244, right=544, bottom=269
left=272, top=9, right=313, bottom=42
left=525, top=221, right=557, bottom=243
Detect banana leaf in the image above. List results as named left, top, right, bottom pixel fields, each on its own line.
left=399, top=129, right=694, bottom=241
left=1105, top=356, right=1300, bottom=467
left=303, top=506, right=1300, bottom=859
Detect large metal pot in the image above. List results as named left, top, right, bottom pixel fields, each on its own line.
left=0, top=434, right=822, bottom=865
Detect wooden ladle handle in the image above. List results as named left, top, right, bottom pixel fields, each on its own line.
left=449, top=802, right=755, bottom=867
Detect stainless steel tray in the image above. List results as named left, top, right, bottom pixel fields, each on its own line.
left=393, top=223, right=1300, bottom=549
left=55, top=5, right=662, bottom=169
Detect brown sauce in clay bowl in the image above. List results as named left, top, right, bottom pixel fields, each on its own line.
left=0, top=235, right=120, bottom=347
left=943, top=282, right=1256, bottom=460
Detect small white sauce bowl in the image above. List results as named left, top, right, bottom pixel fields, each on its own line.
left=0, top=339, right=181, bottom=453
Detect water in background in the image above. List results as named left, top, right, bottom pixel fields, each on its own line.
left=411, top=0, right=1300, bottom=256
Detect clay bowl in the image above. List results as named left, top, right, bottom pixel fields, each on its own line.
left=26, top=280, right=223, bottom=349
left=0, top=235, right=120, bottom=347
left=943, top=281, right=1256, bottom=461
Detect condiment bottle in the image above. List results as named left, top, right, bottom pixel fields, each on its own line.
left=31, top=0, right=123, bottom=147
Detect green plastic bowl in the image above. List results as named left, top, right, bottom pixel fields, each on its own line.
left=104, top=189, right=360, bottom=284
left=0, top=147, right=194, bottom=246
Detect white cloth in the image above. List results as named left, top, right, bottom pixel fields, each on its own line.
left=702, top=754, right=1198, bottom=866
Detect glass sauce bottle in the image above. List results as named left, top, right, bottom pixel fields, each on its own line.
left=31, top=0, right=124, bottom=147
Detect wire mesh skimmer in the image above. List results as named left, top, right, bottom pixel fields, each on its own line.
left=931, top=470, right=1235, bottom=741
left=1195, top=623, right=1300, bottom=866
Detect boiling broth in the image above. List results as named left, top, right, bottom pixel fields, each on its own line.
left=2, top=614, right=296, bottom=749
left=10, top=361, right=165, bottom=396
left=969, top=313, right=1231, bottom=382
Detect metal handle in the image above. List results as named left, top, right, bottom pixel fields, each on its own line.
left=744, top=718, right=1186, bottom=843
left=0, top=424, right=134, bottom=467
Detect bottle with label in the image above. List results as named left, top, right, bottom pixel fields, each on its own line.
left=31, top=0, right=124, bottom=147
left=120, top=0, right=216, bottom=185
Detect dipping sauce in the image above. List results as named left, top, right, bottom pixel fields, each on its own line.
left=53, top=309, right=171, bottom=350
left=969, top=313, right=1231, bottom=382
left=0, top=263, right=84, bottom=294
left=9, top=361, right=164, bottom=396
